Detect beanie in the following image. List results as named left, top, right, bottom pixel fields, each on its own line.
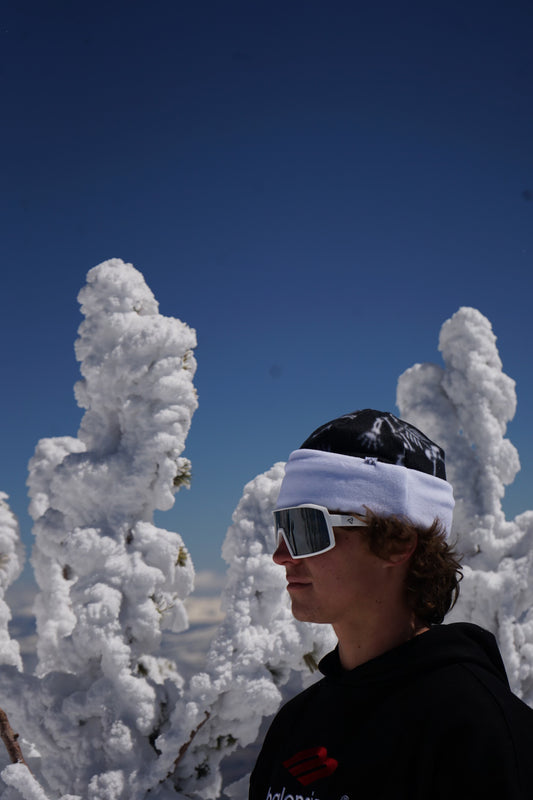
left=275, top=410, right=455, bottom=536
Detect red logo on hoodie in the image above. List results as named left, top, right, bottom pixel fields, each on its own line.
left=283, top=746, right=338, bottom=785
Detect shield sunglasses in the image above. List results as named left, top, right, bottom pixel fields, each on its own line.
left=274, top=503, right=367, bottom=559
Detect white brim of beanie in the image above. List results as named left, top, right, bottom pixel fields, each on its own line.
left=275, top=449, right=455, bottom=538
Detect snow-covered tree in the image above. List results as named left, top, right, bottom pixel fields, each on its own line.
left=397, top=306, right=533, bottom=703
left=0, top=493, right=24, bottom=670
left=0, top=260, right=199, bottom=799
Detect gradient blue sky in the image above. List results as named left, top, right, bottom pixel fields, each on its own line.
left=2, top=1, right=532, bottom=574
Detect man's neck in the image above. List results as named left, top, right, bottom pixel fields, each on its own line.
left=334, top=612, right=429, bottom=671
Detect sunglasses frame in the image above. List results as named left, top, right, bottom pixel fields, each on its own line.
left=274, top=503, right=367, bottom=559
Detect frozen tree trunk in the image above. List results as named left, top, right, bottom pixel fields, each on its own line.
left=0, top=260, right=199, bottom=799
left=397, top=306, right=533, bottom=703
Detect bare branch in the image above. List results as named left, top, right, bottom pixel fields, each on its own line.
left=0, top=707, right=30, bottom=770
left=161, top=711, right=211, bottom=785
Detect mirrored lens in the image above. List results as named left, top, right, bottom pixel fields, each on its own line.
left=274, top=507, right=332, bottom=557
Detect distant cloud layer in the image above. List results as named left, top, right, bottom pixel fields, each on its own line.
left=6, top=570, right=226, bottom=677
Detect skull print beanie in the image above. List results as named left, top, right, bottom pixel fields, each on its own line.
left=275, top=410, right=455, bottom=537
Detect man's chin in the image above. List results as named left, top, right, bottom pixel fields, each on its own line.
left=290, top=601, right=323, bottom=624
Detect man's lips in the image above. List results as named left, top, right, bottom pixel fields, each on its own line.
left=286, top=576, right=311, bottom=589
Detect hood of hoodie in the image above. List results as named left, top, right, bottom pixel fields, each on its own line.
left=318, top=622, right=510, bottom=690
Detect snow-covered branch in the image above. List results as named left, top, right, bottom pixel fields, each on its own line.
left=0, top=494, right=24, bottom=670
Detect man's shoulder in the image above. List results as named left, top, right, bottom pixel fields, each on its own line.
left=405, top=633, right=533, bottom=743
left=274, top=676, right=325, bottom=717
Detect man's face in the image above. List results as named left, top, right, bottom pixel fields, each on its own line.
left=273, top=524, right=393, bottom=629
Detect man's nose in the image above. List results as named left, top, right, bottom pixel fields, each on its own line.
left=273, top=534, right=297, bottom=565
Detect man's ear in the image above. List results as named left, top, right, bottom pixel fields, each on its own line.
left=384, top=533, right=417, bottom=566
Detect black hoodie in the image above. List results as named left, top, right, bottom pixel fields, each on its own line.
left=249, top=623, right=533, bottom=800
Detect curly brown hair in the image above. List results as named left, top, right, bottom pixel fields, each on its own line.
left=358, top=509, right=463, bottom=626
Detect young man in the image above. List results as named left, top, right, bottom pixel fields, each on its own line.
left=249, top=409, right=533, bottom=800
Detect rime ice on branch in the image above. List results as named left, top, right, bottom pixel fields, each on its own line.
left=397, top=306, right=533, bottom=704
left=0, top=259, right=199, bottom=799
left=0, top=493, right=24, bottom=670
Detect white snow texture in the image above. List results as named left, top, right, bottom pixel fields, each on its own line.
left=0, top=493, right=24, bottom=670
left=0, top=260, right=199, bottom=799
left=397, top=306, right=533, bottom=702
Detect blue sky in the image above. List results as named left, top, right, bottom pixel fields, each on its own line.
left=1, top=1, right=532, bottom=575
